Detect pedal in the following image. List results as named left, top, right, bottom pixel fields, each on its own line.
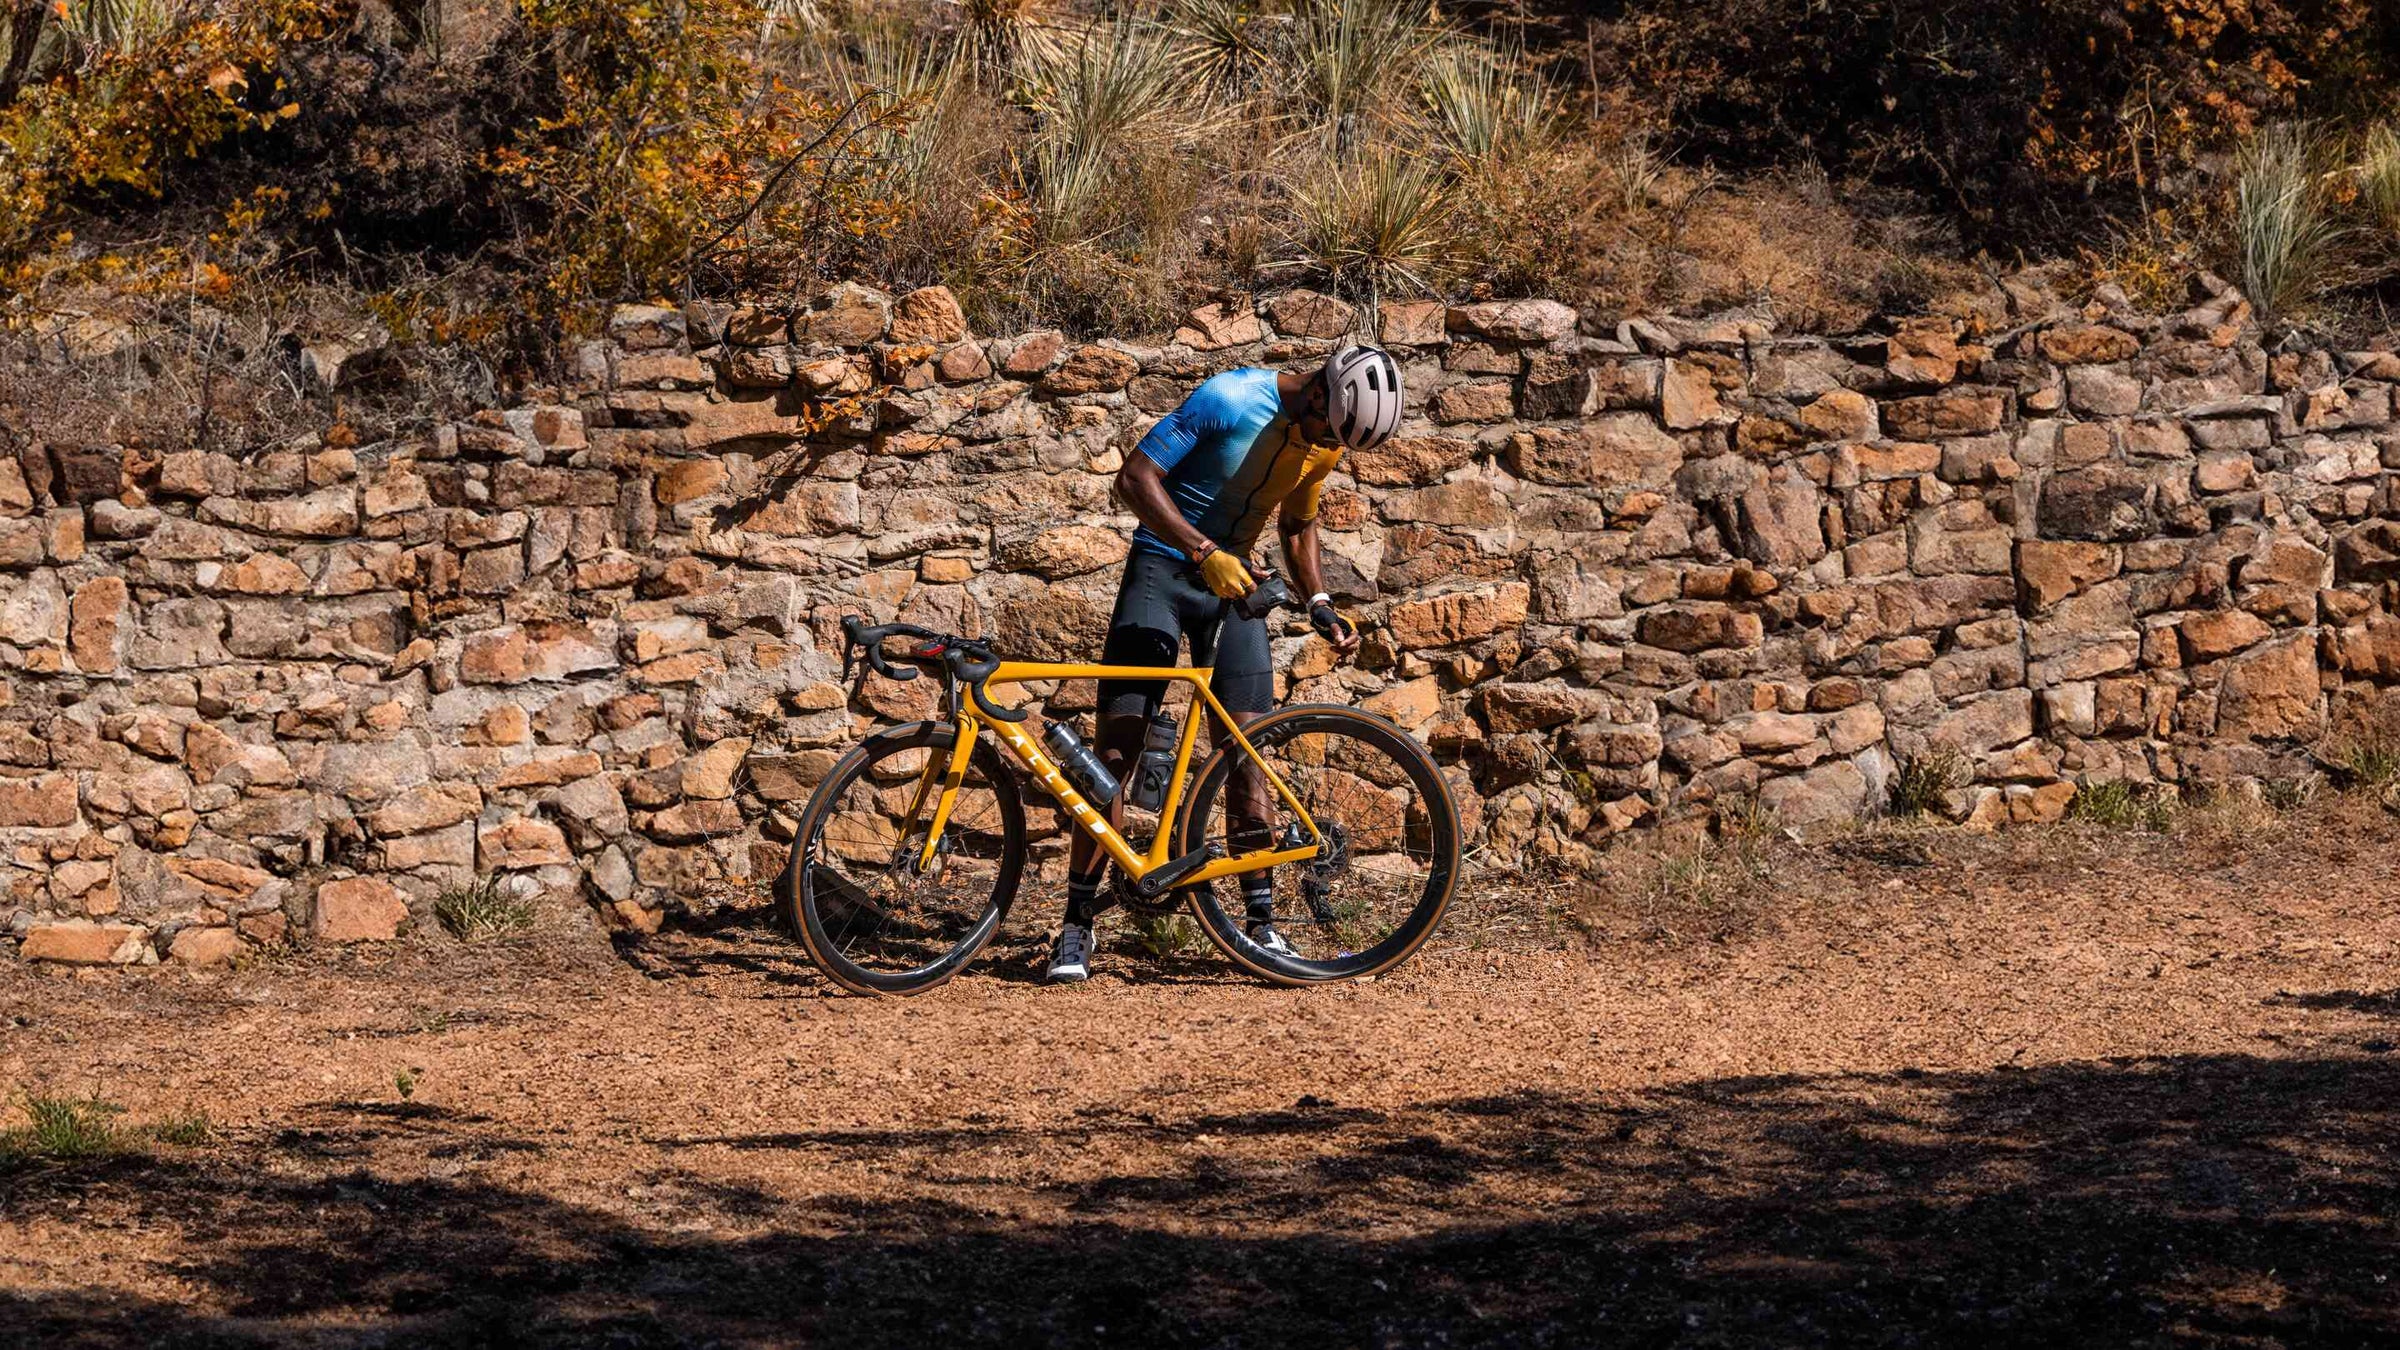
left=1133, top=841, right=1224, bottom=899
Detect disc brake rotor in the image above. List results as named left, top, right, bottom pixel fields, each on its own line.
left=1297, top=821, right=1350, bottom=924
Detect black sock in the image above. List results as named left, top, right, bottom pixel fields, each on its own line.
left=1242, top=877, right=1275, bottom=927
left=1229, top=826, right=1276, bottom=926
left=1065, top=870, right=1107, bottom=928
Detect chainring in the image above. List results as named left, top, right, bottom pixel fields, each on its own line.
left=1109, top=865, right=1187, bottom=917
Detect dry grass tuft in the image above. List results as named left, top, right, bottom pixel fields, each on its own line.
left=2235, top=123, right=2346, bottom=319
left=1888, top=749, right=1966, bottom=819
left=1571, top=800, right=1782, bottom=945
left=435, top=875, right=535, bottom=942
left=2361, top=124, right=2400, bottom=257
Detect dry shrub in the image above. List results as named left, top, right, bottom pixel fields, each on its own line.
left=1458, top=142, right=1976, bottom=332
left=2176, top=785, right=2289, bottom=854
left=1571, top=803, right=1781, bottom=945
left=1580, top=0, right=2398, bottom=256
left=496, top=0, right=911, bottom=313
left=0, top=1, right=346, bottom=268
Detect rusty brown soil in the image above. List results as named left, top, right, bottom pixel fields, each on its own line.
left=3, top=809, right=2397, bottom=1347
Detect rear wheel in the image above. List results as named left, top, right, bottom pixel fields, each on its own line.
left=1170, top=704, right=1459, bottom=985
left=780, top=723, right=1025, bottom=995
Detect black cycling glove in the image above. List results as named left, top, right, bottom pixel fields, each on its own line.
left=1309, top=596, right=1355, bottom=645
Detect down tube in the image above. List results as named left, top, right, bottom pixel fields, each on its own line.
left=984, top=713, right=1149, bottom=876
left=914, top=716, right=983, bottom=870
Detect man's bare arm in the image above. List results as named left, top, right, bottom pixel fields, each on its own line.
left=1116, top=453, right=1219, bottom=558
left=1280, top=509, right=1360, bottom=654
left=1278, top=510, right=1328, bottom=598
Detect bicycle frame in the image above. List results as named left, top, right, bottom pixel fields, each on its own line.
left=905, top=661, right=1324, bottom=888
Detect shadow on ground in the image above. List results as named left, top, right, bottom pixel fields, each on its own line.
left=609, top=897, right=1262, bottom=993
left=6, top=1030, right=2397, bottom=1347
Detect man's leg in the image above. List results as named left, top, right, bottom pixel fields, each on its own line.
left=1062, top=709, right=1153, bottom=924
left=1219, top=711, right=1275, bottom=925
left=1066, top=553, right=1180, bottom=929
left=1194, top=600, right=1277, bottom=930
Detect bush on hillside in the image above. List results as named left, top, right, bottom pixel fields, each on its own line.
left=3, top=0, right=2395, bottom=411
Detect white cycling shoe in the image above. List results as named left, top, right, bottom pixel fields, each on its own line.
left=1247, top=922, right=1298, bottom=959
left=1047, top=922, right=1093, bottom=983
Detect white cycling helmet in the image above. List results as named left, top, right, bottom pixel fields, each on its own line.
left=1323, top=343, right=1404, bottom=450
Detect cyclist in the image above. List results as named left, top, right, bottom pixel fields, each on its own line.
left=1047, top=343, right=1406, bottom=982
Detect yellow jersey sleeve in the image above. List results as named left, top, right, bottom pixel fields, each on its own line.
left=1281, top=442, right=1344, bottom=524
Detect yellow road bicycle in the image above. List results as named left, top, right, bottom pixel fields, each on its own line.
left=775, top=615, right=1463, bottom=995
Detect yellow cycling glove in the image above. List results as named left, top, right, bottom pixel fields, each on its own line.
left=1196, top=546, right=1256, bottom=599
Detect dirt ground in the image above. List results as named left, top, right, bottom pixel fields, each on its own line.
left=4, top=806, right=2398, bottom=1348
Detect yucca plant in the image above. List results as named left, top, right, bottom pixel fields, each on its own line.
left=56, top=0, right=186, bottom=56
left=815, top=24, right=965, bottom=194
left=2234, top=122, right=2346, bottom=319
left=1166, top=0, right=1270, bottom=98
left=958, top=0, right=1045, bottom=88
left=1417, top=37, right=1554, bottom=165
left=1017, top=14, right=1213, bottom=243
left=1289, top=0, right=1441, bottom=154
left=1288, top=149, right=1458, bottom=307
left=1606, top=127, right=1667, bottom=212
left=760, top=0, right=822, bottom=43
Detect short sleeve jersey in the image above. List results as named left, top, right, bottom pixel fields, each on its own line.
left=1129, top=368, right=1344, bottom=561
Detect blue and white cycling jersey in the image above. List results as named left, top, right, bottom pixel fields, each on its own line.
left=1130, top=368, right=1344, bottom=562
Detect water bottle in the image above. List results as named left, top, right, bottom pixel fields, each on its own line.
left=1041, top=719, right=1119, bottom=807
left=1127, top=710, right=1180, bottom=812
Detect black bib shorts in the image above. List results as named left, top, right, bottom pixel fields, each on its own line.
left=1097, top=549, right=1273, bottom=721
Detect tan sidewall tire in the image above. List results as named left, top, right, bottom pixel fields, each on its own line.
left=782, top=722, right=1025, bottom=997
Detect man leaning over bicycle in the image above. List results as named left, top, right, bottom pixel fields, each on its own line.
left=1046, top=344, right=1407, bottom=982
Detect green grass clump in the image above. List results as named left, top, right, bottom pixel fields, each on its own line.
left=2360, top=124, right=2400, bottom=249
left=2069, top=780, right=2175, bottom=832
left=2235, top=122, right=2345, bottom=318
left=434, top=875, right=535, bottom=941
left=3, top=1091, right=128, bottom=1162
left=1128, top=911, right=1202, bottom=959
left=2327, top=735, right=2400, bottom=790
left=1887, top=750, right=1966, bottom=818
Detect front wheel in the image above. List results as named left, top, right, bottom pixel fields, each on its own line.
left=780, top=722, right=1026, bottom=995
left=1170, top=704, right=1461, bottom=986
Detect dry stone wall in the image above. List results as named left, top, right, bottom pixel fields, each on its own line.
left=6, top=274, right=2400, bottom=964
